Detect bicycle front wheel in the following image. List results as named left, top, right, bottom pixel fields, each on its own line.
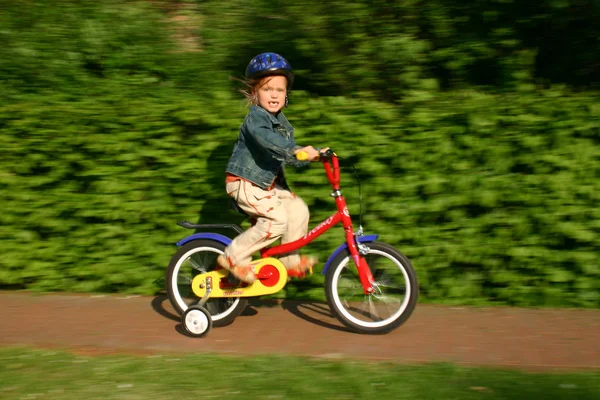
left=165, top=239, right=247, bottom=327
left=325, top=241, right=418, bottom=334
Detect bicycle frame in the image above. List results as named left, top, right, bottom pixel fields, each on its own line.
left=261, top=154, right=376, bottom=294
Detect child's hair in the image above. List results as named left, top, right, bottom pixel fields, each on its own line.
left=238, top=77, right=261, bottom=106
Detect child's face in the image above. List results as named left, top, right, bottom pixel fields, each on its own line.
left=256, top=76, right=288, bottom=114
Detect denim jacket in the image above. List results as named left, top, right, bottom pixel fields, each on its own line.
left=226, top=105, right=308, bottom=189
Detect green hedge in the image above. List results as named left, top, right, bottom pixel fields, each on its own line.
left=0, top=0, right=598, bottom=306
left=2, top=88, right=598, bottom=306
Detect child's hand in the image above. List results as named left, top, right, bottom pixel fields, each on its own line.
left=295, top=146, right=320, bottom=161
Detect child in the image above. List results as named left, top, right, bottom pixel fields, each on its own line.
left=216, top=52, right=323, bottom=284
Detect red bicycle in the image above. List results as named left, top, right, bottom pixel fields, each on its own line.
left=166, top=150, right=418, bottom=337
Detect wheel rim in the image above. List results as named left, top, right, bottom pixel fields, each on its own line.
left=331, top=249, right=411, bottom=329
left=185, top=309, right=209, bottom=335
left=171, top=246, right=241, bottom=321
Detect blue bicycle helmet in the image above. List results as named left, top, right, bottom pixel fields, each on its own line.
left=245, top=52, right=294, bottom=89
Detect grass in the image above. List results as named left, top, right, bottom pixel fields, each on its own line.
left=1, top=347, right=598, bottom=400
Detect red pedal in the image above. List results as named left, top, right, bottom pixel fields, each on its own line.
left=256, top=264, right=280, bottom=287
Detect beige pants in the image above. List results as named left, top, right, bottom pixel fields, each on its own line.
left=223, top=180, right=309, bottom=269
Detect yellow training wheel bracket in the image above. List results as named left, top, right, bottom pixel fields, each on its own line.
left=191, top=258, right=288, bottom=299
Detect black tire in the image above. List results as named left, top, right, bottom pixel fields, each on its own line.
left=165, top=239, right=247, bottom=327
left=325, top=241, right=418, bottom=334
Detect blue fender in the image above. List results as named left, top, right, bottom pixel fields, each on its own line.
left=322, top=234, right=379, bottom=275
left=176, top=233, right=233, bottom=247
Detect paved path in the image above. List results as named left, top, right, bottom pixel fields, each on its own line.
left=1, top=292, right=598, bottom=371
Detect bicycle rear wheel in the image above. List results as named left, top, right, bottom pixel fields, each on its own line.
left=165, top=239, right=247, bottom=327
left=325, top=241, right=418, bottom=334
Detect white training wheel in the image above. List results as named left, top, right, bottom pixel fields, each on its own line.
left=182, top=305, right=213, bottom=338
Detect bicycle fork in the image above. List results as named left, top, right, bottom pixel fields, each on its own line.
left=346, top=231, right=376, bottom=294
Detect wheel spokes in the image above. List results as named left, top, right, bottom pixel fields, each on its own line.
left=176, top=275, right=193, bottom=285
left=333, top=248, right=412, bottom=328
left=367, top=296, right=383, bottom=321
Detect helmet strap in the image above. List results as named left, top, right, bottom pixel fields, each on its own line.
left=285, top=94, right=289, bottom=107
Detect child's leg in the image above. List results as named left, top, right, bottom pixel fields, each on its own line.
left=222, top=181, right=288, bottom=268
left=275, top=189, right=313, bottom=270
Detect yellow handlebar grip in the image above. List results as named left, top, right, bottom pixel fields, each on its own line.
left=296, top=151, right=309, bottom=161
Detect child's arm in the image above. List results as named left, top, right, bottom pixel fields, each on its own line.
left=244, top=112, right=312, bottom=165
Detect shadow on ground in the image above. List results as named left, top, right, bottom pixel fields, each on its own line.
left=151, top=295, right=180, bottom=322
left=151, top=295, right=351, bottom=333
left=279, top=300, right=351, bottom=333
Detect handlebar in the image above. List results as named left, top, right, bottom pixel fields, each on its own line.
left=295, top=149, right=363, bottom=228
left=295, top=148, right=335, bottom=161
left=295, top=148, right=340, bottom=189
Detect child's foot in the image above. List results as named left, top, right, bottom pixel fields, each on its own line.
left=286, top=255, right=317, bottom=279
left=216, top=255, right=256, bottom=284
